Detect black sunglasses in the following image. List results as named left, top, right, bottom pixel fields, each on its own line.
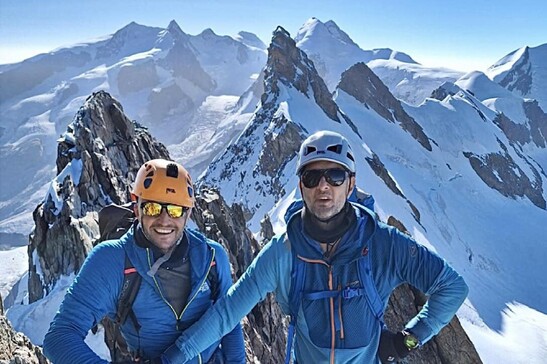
left=300, top=168, right=349, bottom=188
left=140, top=201, right=189, bottom=218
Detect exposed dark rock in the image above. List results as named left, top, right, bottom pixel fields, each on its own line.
left=260, top=214, right=275, bottom=242
left=493, top=102, right=547, bottom=149
left=365, top=152, right=422, bottom=224
left=0, top=315, right=50, bottom=364
left=497, top=47, right=532, bottom=96
left=338, top=62, right=432, bottom=151
left=263, top=26, right=340, bottom=122
left=28, top=91, right=170, bottom=302
left=385, top=285, right=482, bottom=364
left=464, top=144, right=545, bottom=209
left=523, top=100, right=547, bottom=148
left=493, top=112, right=531, bottom=145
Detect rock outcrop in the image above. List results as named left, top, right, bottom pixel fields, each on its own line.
left=0, top=316, right=49, bottom=364
left=28, top=90, right=169, bottom=303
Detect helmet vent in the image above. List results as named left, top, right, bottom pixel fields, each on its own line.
left=327, top=144, right=342, bottom=154
left=304, top=146, right=317, bottom=156
left=143, top=178, right=153, bottom=189
left=166, top=163, right=179, bottom=178
left=347, top=152, right=355, bottom=162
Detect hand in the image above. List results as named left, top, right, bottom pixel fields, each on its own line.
left=378, top=329, right=411, bottom=363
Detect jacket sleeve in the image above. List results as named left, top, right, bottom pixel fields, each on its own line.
left=162, top=236, right=291, bottom=363
left=43, top=243, right=123, bottom=364
left=211, top=243, right=246, bottom=363
left=378, top=225, right=469, bottom=345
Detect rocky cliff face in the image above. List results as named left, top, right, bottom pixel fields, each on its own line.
left=338, top=62, right=432, bottom=151
left=0, top=316, right=49, bottom=364
left=263, top=26, right=339, bottom=122
left=28, top=90, right=169, bottom=303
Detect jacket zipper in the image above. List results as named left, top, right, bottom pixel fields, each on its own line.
left=147, top=248, right=215, bottom=320
left=147, top=248, right=212, bottom=364
left=328, top=266, right=335, bottom=364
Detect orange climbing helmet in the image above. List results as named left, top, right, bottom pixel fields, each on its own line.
left=131, top=159, right=194, bottom=208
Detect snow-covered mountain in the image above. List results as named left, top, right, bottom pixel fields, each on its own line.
left=2, top=17, right=547, bottom=362
left=199, top=27, right=547, bottom=363
left=485, top=44, right=547, bottom=111
left=0, top=20, right=267, bottom=240
left=295, top=17, right=465, bottom=106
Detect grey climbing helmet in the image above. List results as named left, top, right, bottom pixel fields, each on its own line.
left=296, top=130, right=356, bottom=174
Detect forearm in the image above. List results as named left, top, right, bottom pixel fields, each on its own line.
left=405, top=264, right=469, bottom=343
left=162, top=238, right=288, bottom=363
left=43, top=319, right=108, bottom=364
left=164, top=271, right=264, bottom=362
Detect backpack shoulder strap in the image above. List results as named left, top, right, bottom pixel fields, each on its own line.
left=116, top=253, right=142, bottom=333
left=206, top=258, right=220, bottom=302
left=357, top=246, right=385, bottom=326
left=285, top=235, right=305, bottom=364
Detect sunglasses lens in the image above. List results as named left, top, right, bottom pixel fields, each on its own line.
left=141, top=202, right=162, bottom=217
left=141, top=202, right=187, bottom=218
left=301, top=170, right=323, bottom=188
left=166, top=205, right=184, bottom=218
left=325, top=169, right=347, bottom=186
left=301, top=169, right=347, bottom=188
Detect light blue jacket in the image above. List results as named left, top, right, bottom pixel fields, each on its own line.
left=43, top=226, right=245, bottom=364
left=163, top=201, right=468, bottom=363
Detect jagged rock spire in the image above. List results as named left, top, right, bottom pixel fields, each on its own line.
left=28, top=91, right=170, bottom=303
left=263, top=26, right=340, bottom=121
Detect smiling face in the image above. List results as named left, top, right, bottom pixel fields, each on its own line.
left=135, top=199, right=190, bottom=253
left=299, top=160, right=355, bottom=221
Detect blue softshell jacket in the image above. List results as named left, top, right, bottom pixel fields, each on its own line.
left=163, top=200, right=469, bottom=363
left=43, top=226, right=245, bottom=364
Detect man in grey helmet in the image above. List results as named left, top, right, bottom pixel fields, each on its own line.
left=157, top=130, right=468, bottom=364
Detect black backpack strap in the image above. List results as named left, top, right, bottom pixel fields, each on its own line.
left=116, top=253, right=142, bottom=333
left=207, top=257, right=220, bottom=302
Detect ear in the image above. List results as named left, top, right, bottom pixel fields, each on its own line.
left=347, top=175, right=356, bottom=198
left=132, top=201, right=140, bottom=218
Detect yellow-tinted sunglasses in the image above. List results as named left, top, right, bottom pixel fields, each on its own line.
left=140, top=202, right=188, bottom=218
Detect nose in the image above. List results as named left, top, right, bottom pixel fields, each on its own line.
left=156, top=208, right=171, bottom=222
left=317, top=176, right=330, bottom=190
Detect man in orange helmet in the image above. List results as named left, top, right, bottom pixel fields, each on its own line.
left=44, top=159, right=245, bottom=364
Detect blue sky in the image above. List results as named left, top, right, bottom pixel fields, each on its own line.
left=0, top=0, right=545, bottom=71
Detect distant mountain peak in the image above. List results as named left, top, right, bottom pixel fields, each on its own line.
left=265, top=25, right=340, bottom=121
left=199, top=28, right=217, bottom=38
left=295, top=17, right=358, bottom=48
left=324, top=20, right=359, bottom=47
left=486, top=43, right=547, bottom=109
left=234, top=31, right=267, bottom=49
left=167, top=19, right=186, bottom=37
